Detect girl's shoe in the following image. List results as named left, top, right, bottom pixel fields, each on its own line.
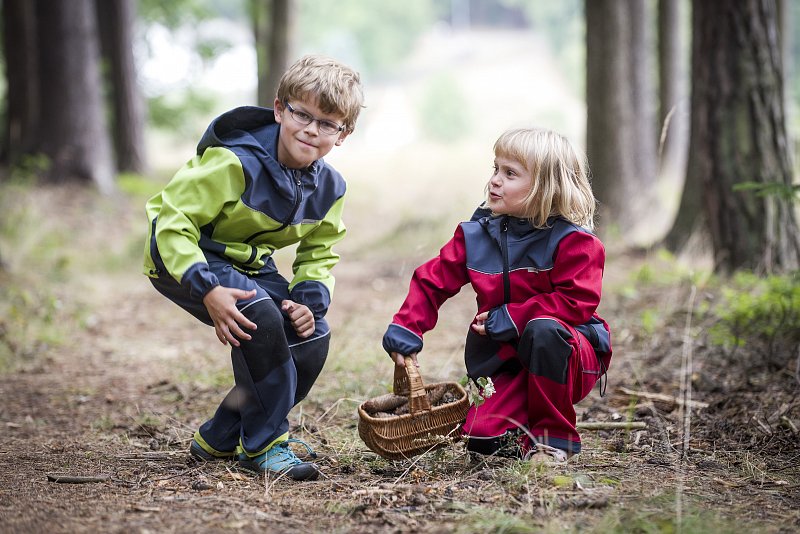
left=523, top=443, right=570, bottom=463
left=238, top=438, right=320, bottom=481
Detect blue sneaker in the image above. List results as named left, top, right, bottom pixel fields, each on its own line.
left=238, top=438, right=320, bottom=481
left=189, top=437, right=238, bottom=462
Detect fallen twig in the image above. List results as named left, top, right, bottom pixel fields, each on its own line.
left=116, top=451, right=185, bottom=461
left=576, top=421, right=646, bottom=430
left=618, top=387, right=709, bottom=409
left=47, top=473, right=111, bottom=484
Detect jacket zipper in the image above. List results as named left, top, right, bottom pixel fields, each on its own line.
left=501, top=216, right=510, bottom=304
left=244, top=170, right=304, bottom=244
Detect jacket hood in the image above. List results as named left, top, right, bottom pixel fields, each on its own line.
left=196, top=106, right=323, bottom=196
left=197, top=106, right=277, bottom=155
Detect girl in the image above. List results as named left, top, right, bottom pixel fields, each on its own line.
left=382, top=128, right=612, bottom=462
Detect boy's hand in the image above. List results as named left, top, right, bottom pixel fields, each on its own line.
left=471, top=311, right=489, bottom=336
left=203, top=286, right=258, bottom=347
left=392, top=352, right=419, bottom=368
left=282, top=300, right=315, bottom=338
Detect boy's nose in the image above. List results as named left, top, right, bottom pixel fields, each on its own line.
left=303, top=121, right=321, bottom=135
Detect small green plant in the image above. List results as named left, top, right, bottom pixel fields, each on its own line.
left=708, top=271, right=800, bottom=368
left=594, top=492, right=748, bottom=533
left=733, top=181, right=800, bottom=201
left=457, top=506, right=539, bottom=534
left=640, top=308, right=660, bottom=336
left=9, top=153, right=50, bottom=183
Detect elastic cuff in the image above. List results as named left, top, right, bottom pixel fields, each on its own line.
left=241, top=432, right=289, bottom=458
left=486, top=305, right=518, bottom=342
left=382, top=323, right=423, bottom=355
left=193, top=431, right=238, bottom=457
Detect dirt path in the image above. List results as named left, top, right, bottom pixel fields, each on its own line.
left=1, top=193, right=799, bottom=533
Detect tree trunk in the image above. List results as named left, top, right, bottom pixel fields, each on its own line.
left=586, top=0, right=658, bottom=246
left=629, top=0, right=658, bottom=192
left=662, top=0, right=707, bottom=252
left=96, top=0, right=148, bottom=174
left=253, top=0, right=294, bottom=107
left=2, top=0, right=39, bottom=168
left=35, top=0, right=115, bottom=193
left=657, top=0, right=690, bottom=207
left=691, top=0, right=800, bottom=274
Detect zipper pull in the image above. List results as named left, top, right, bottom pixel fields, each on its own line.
left=501, top=216, right=509, bottom=232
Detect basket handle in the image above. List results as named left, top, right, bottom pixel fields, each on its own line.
left=393, top=356, right=431, bottom=414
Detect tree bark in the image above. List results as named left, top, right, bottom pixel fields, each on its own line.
left=96, top=0, right=148, bottom=174
left=35, top=0, right=115, bottom=193
left=657, top=0, right=690, bottom=202
left=2, top=0, right=39, bottom=167
left=662, top=0, right=707, bottom=252
left=253, top=0, right=294, bottom=107
left=629, top=0, right=658, bottom=192
left=691, top=0, right=800, bottom=273
left=586, top=0, right=659, bottom=245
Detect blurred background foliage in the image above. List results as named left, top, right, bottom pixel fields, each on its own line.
left=128, top=0, right=586, bottom=144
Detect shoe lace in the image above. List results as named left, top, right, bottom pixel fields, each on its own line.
left=261, top=438, right=317, bottom=470
left=286, top=438, right=317, bottom=460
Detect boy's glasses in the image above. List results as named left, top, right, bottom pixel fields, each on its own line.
left=284, top=102, right=345, bottom=135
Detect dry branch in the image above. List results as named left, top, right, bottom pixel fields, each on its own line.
left=576, top=421, right=647, bottom=430
left=47, top=473, right=110, bottom=484
left=618, top=387, right=709, bottom=409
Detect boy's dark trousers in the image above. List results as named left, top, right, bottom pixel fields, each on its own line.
left=149, top=255, right=329, bottom=455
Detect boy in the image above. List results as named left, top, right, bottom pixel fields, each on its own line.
left=144, top=55, right=364, bottom=481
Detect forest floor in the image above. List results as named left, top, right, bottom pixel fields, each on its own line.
left=0, top=185, right=799, bottom=534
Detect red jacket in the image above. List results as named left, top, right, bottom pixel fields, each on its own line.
left=383, top=210, right=611, bottom=377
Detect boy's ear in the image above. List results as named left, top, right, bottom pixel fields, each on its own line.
left=335, top=131, right=350, bottom=146
left=273, top=98, right=284, bottom=123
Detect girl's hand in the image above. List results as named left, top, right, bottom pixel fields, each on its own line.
left=471, top=311, right=489, bottom=336
left=203, top=286, right=258, bottom=346
left=282, top=300, right=315, bottom=338
left=392, top=352, right=419, bottom=368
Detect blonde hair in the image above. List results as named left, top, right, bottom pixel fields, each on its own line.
left=492, top=128, right=596, bottom=230
left=276, top=55, right=365, bottom=133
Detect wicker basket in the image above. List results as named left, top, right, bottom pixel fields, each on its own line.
left=358, top=357, right=469, bottom=460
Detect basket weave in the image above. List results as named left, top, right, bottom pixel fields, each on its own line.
left=358, top=357, right=469, bottom=460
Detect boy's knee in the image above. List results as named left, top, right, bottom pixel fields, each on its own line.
left=517, top=319, right=573, bottom=384
left=240, top=298, right=283, bottom=332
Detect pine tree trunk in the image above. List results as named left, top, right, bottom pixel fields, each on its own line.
left=253, top=0, right=294, bottom=107
left=2, top=0, right=39, bottom=167
left=657, top=0, right=689, bottom=205
left=662, top=0, right=700, bottom=253
left=692, top=0, right=800, bottom=273
left=586, top=0, right=658, bottom=245
left=96, top=0, right=147, bottom=174
left=35, top=0, right=115, bottom=193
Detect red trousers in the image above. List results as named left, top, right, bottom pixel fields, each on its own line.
left=462, top=318, right=603, bottom=454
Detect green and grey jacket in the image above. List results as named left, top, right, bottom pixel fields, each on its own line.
left=143, top=106, right=346, bottom=317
